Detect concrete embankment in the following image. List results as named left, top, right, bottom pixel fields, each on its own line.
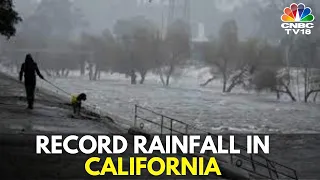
left=0, top=72, right=128, bottom=179
left=0, top=72, right=128, bottom=134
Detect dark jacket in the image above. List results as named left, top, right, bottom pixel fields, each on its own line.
left=19, top=54, right=44, bottom=85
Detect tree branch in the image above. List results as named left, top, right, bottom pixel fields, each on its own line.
left=305, top=89, right=320, bottom=102
left=200, top=77, right=216, bottom=87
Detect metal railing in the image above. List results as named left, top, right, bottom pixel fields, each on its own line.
left=133, top=105, right=298, bottom=180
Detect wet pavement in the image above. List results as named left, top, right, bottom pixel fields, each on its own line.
left=0, top=73, right=126, bottom=134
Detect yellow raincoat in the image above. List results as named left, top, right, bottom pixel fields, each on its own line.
left=71, top=95, right=79, bottom=105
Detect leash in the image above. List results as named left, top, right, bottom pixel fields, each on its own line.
left=43, top=79, right=96, bottom=107
left=43, top=79, right=72, bottom=96
left=43, top=79, right=104, bottom=116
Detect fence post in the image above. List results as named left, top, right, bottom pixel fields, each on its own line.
left=134, top=105, right=137, bottom=127
left=170, top=119, right=173, bottom=154
left=170, top=119, right=173, bottom=135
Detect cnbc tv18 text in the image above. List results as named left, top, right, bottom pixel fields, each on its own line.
left=281, top=23, right=314, bottom=35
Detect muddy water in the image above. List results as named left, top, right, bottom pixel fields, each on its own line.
left=37, top=77, right=320, bottom=179
left=39, top=77, right=320, bottom=134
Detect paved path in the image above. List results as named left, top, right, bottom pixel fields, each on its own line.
left=0, top=73, right=135, bottom=179
left=0, top=72, right=127, bottom=134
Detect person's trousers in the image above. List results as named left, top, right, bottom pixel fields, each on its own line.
left=25, top=84, right=35, bottom=108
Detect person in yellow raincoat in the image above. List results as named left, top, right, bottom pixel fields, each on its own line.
left=71, top=93, right=87, bottom=115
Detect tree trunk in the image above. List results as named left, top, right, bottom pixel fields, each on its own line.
left=313, top=92, right=318, bottom=102
left=98, top=71, right=101, bottom=80
left=93, top=69, right=98, bottom=81
left=139, top=71, right=147, bottom=84
left=276, top=91, right=281, bottom=100
left=287, top=89, right=297, bottom=102
left=226, top=82, right=237, bottom=93
left=165, top=66, right=174, bottom=87
left=221, top=59, right=228, bottom=92
left=131, top=70, right=137, bottom=85
left=159, top=71, right=166, bottom=86
left=296, top=68, right=301, bottom=101
left=61, top=68, right=65, bottom=77
left=88, top=64, right=93, bottom=80
left=284, top=85, right=297, bottom=102
left=222, top=73, right=227, bottom=92
left=304, top=67, right=309, bottom=102
left=166, top=75, right=170, bottom=86
left=65, top=70, right=70, bottom=77
left=276, top=85, right=296, bottom=101
left=80, top=60, right=85, bottom=76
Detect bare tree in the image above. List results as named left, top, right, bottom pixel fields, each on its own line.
left=252, top=68, right=297, bottom=101
left=289, top=34, right=320, bottom=102
left=131, top=28, right=158, bottom=84
left=202, top=19, right=243, bottom=92
left=113, top=16, right=158, bottom=84
left=157, top=19, right=191, bottom=86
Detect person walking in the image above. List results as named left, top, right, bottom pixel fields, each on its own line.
left=19, top=54, right=44, bottom=109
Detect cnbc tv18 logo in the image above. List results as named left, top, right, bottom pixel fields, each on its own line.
left=281, top=3, right=315, bottom=35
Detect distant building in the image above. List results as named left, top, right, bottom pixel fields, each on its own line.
left=192, top=22, right=208, bottom=42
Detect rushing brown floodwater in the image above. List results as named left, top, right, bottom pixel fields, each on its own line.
left=39, top=76, right=320, bottom=134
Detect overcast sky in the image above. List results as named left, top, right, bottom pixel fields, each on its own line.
left=12, top=0, right=256, bottom=39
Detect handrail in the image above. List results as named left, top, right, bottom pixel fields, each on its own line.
left=133, top=104, right=298, bottom=180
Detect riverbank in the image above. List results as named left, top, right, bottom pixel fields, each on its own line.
left=0, top=72, right=131, bottom=134
left=0, top=72, right=229, bottom=180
